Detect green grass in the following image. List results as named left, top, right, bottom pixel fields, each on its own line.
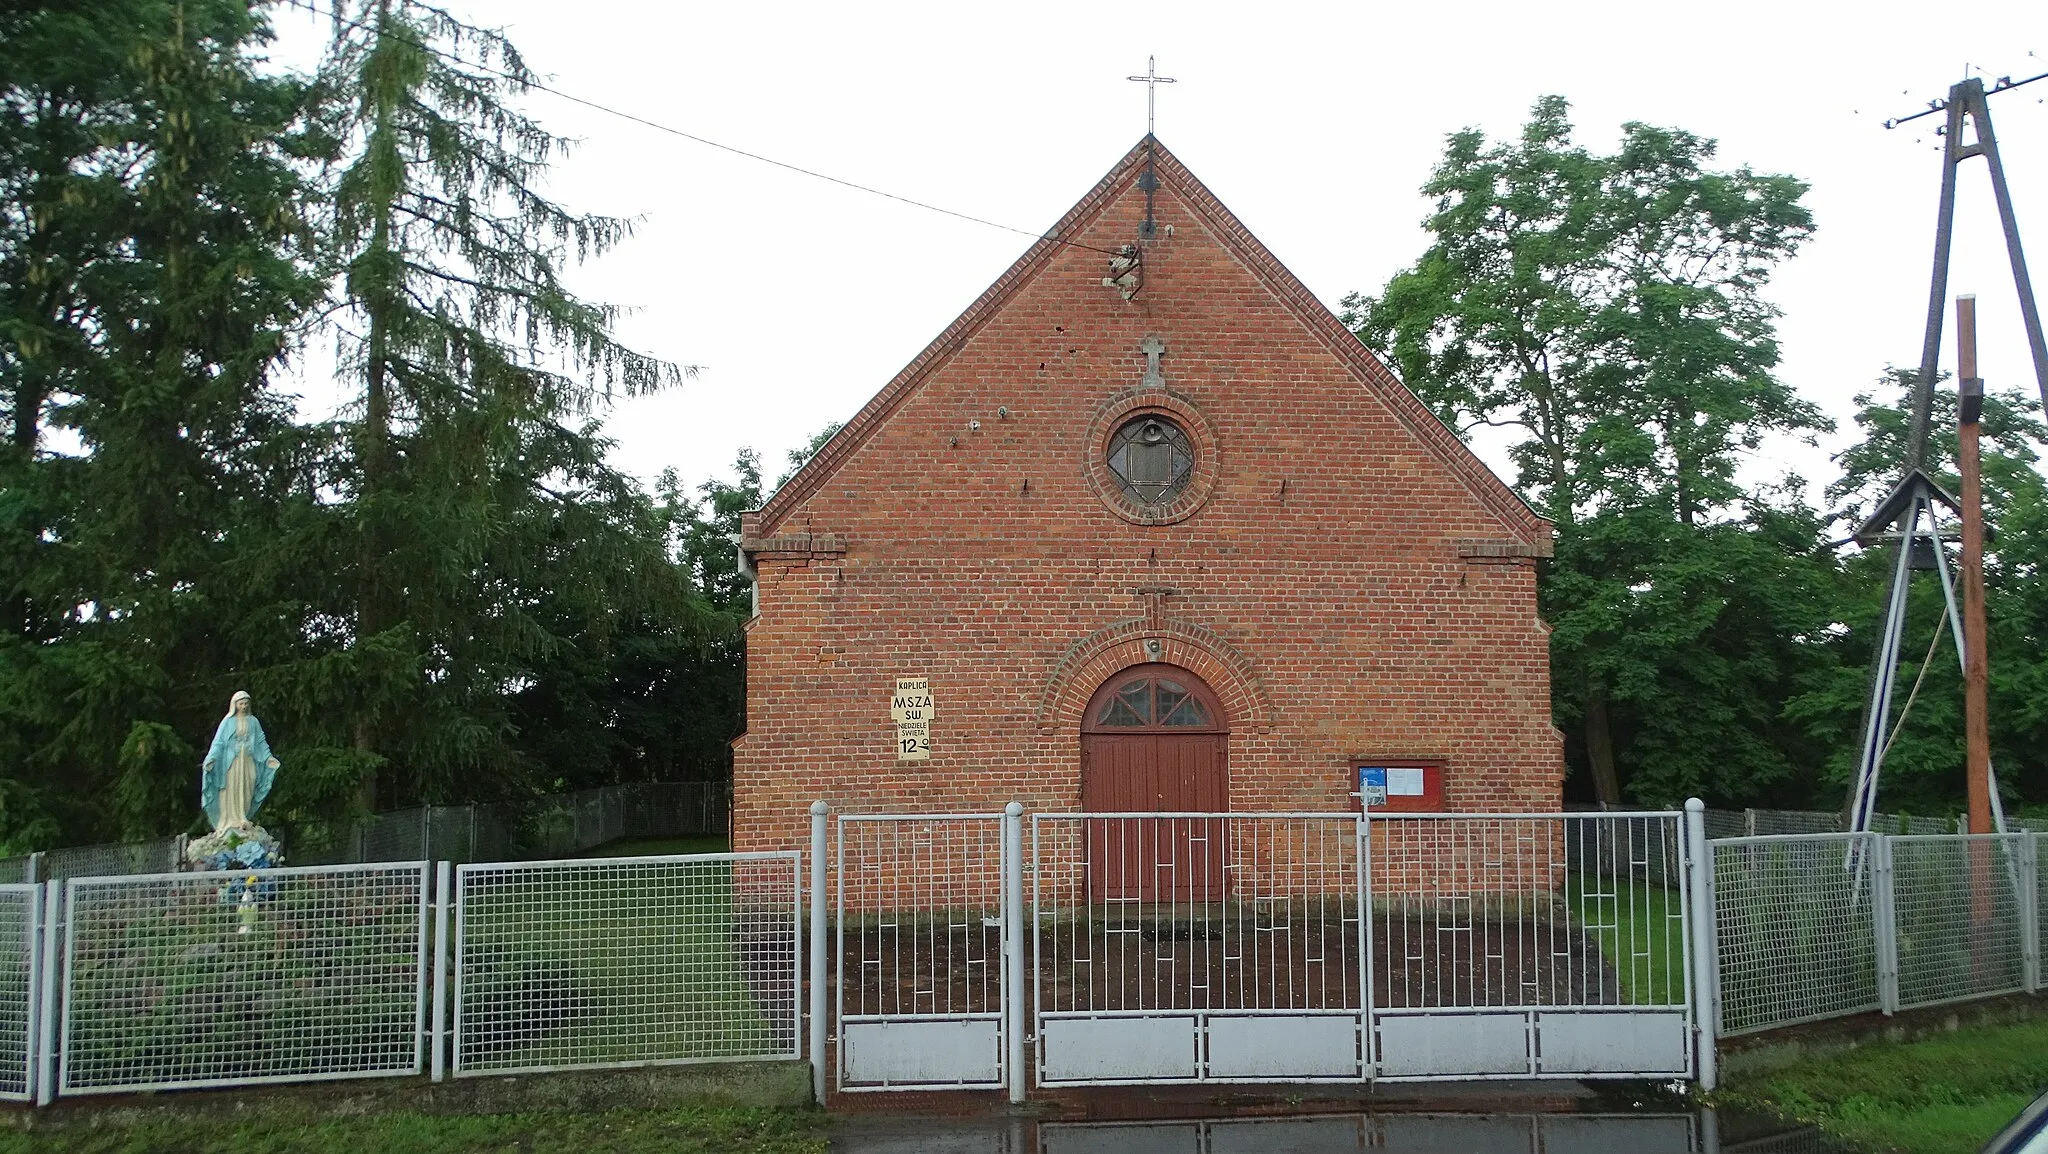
left=459, top=853, right=785, bottom=1073
left=0, top=1105, right=826, bottom=1154
left=1720, top=1017, right=2048, bottom=1154
left=1572, top=876, right=1686, bottom=1005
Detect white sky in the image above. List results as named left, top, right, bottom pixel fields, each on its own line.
left=268, top=0, right=2048, bottom=512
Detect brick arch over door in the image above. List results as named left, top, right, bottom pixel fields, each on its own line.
left=1036, top=616, right=1274, bottom=735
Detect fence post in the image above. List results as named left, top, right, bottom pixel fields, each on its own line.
left=21, top=882, right=41, bottom=1105
left=170, top=834, right=187, bottom=873
left=2021, top=833, right=2041, bottom=994
left=36, top=879, right=59, bottom=1106
left=25, top=852, right=42, bottom=885
left=808, top=801, right=828, bottom=1106
left=1683, top=799, right=1717, bottom=1091
left=1745, top=808, right=1757, bottom=837
left=432, top=860, right=452, bottom=1081
left=1874, top=834, right=1901, bottom=1015
left=1003, top=801, right=1026, bottom=1105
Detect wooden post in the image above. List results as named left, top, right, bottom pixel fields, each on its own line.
left=1957, top=295, right=1993, bottom=836
left=1957, top=295, right=1996, bottom=992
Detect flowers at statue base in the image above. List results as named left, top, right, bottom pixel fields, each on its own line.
left=185, top=820, right=284, bottom=873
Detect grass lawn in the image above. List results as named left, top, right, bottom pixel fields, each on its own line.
left=1572, top=876, right=1687, bottom=1005
left=0, top=1105, right=826, bottom=1154
left=457, top=849, right=793, bottom=1074
left=1719, top=1017, right=2048, bottom=1154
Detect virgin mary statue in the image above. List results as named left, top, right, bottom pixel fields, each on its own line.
left=202, top=690, right=280, bottom=830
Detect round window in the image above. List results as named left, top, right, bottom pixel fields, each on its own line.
left=1105, top=415, right=1194, bottom=506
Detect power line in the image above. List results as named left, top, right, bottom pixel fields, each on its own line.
left=1885, top=67, right=2048, bottom=128
left=281, top=0, right=1127, bottom=258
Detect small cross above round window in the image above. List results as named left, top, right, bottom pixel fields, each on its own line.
left=1106, top=415, right=1193, bottom=506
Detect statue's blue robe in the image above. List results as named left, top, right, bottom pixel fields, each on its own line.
left=202, top=714, right=277, bottom=827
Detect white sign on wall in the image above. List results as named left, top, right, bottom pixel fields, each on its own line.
left=892, top=676, right=933, bottom=761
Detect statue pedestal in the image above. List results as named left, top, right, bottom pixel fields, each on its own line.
left=186, top=820, right=285, bottom=872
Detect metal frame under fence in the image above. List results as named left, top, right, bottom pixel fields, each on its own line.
left=1709, top=831, right=2044, bottom=1037
left=57, top=863, right=430, bottom=1096
left=833, top=811, right=1019, bottom=1093
left=451, top=851, right=801, bottom=1077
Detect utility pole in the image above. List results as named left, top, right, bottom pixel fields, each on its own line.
left=1956, top=295, right=1992, bottom=835
left=1847, top=70, right=2047, bottom=834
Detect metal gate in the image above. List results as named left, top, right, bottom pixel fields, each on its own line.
left=834, top=809, right=1022, bottom=1091
left=1367, top=812, right=1695, bottom=1080
left=1032, top=812, right=1366, bottom=1084
left=1028, top=810, right=1699, bottom=1085
left=834, top=805, right=1704, bottom=1091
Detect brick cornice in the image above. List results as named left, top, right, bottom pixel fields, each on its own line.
left=740, top=533, right=847, bottom=562
left=1037, top=614, right=1274, bottom=735
left=1457, top=537, right=1553, bottom=562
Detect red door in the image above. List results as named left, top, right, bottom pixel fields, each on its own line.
left=1079, top=665, right=1229, bottom=902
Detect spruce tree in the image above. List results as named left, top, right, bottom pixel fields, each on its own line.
left=313, top=0, right=692, bottom=808
left=0, top=0, right=325, bottom=845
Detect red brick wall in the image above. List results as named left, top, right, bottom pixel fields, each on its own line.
left=732, top=153, right=1560, bottom=853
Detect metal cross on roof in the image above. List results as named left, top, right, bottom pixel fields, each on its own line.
left=1127, top=55, right=1176, bottom=137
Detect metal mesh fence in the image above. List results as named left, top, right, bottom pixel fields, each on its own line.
left=45, top=837, right=181, bottom=880
left=1704, top=809, right=1967, bottom=838
left=1367, top=814, right=1689, bottom=1010
left=837, top=815, right=1006, bottom=1015
left=1747, top=810, right=1847, bottom=837
left=0, top=885, right=35, bottom=1101
left=60, top=864, right=428, bottom=1093
left=293, top=782, right=729, bottom=866
left=835, top=814, right=1008, bottom=1091
left=1889, top=834, right=2029, bottom=1011
left=26, top=782, right=732, bottom=875
left=1710, top=834, right=1881, bottom=1035
left=1702, top=811, right=1748, bottom=841
left=360, top=807, right=428, bottom=862
left=1031, top=814, right=1364, bottom=1015
left=453, top=852, right=799, bottom=1076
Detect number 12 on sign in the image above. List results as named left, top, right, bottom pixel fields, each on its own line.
left=896, top=717, right=931, bottom=761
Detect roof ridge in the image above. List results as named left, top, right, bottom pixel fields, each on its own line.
left=754, top=139, right=1154, bottom=530
left=1142, top=145, right=1551, bottom=543
left=752, top=137, right=1551, bottom=547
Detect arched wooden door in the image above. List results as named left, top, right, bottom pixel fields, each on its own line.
left=1080, top=664, right=1228, bottom=902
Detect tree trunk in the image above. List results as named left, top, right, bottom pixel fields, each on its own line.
left=5, top=375, right=42, bottom=640
left=1585, top=687, right=1622, bottom=806
left=352, top=0, right=402, bottom=813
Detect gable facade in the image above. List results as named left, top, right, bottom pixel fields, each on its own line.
left=732, top=140, right=1559, bottom=850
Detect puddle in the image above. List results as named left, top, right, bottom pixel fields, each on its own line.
left=831, top=1109, right=1854, bottom=1153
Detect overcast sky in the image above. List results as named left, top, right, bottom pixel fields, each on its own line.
left=270, top=0, right=2048, bottom=511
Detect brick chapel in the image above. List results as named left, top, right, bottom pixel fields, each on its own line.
left=730, top=138, right=1560, bottom=852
